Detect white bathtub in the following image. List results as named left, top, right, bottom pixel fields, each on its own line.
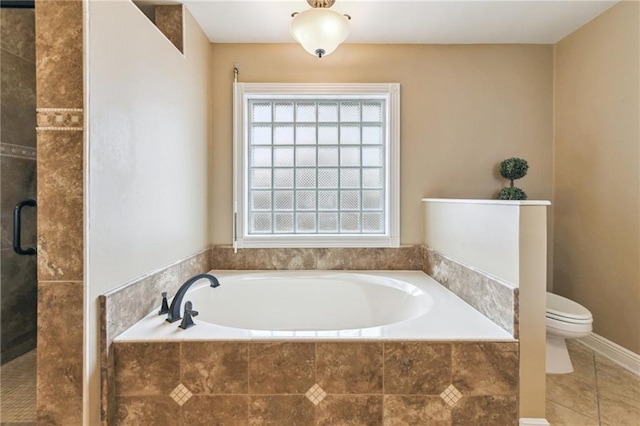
left=115, top=270, right=514, bottom=341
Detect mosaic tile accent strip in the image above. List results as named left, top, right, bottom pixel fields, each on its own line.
left=170, top=384, right=192, bottom=406
left=0, top=142, right=36, bottom=159
left=440, top=384, right=463, bottom=408
left=305, top=384, right=327, bottom=406
left=36, top=108, right=83, bottom=131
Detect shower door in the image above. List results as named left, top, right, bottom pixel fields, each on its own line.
left=1, top=4, right=37, bottom=364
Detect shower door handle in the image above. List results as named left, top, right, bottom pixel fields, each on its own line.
left=13, top=199, right=37, bottom=256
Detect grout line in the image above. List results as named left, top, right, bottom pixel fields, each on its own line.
left=314, top=342, right=318, bottom=423
left=247, top=342, right=251, bottom=422
left=382, top=342, right=386, bottom=423
left=545, top=398, right=602, bottom=423
left=545, top=344, right=604, bottom=424
left=545, top=396, right=600, bottom=421
left=179, top=341, right=183, bottom=419
left=593, top=346, right=603, bottom=426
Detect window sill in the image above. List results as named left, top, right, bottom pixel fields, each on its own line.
left=236, top=235, right=400, bottom=249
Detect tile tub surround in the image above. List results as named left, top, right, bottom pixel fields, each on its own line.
left=101, top=246, right=519, bottom=423
left=113, top=341, right=519, bottom=425
left=99, top=247, right=211, bottom=425
left=100, top=247, right=212, bottom=350
left=423, top=247, right=518, bottom=337
left=210, top=245, right=424, bottom=271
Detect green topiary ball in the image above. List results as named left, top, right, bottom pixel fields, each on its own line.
left=499, top=157, right=529, bottom=181
left=498, top=187, right=528, bottom=200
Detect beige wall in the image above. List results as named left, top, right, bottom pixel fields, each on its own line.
left=86, top=2, right=211, bottom=423
left=554, top=1, right=640, bottom=354
left=210, top=43, right=554, bottom=245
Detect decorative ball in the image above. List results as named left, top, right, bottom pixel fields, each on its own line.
left=499, top=157, right=529, bottom=181
left=498, top=187, right=528, bottom=200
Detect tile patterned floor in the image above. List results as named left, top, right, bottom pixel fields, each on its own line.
left=0, top=350, right=36, bottom=425
left=0, top=343, right=638, bottom=425
left=547, top=340, right=640, bottom=426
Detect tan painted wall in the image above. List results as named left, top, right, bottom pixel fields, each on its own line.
left=210, top=43, right=554, bottom=245
left=86, top=3, right=211, bottom=423
left=554, top=1, right=640, bottom=354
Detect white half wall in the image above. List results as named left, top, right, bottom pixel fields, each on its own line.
left=85, top=2, right=211, bottom=424
left=423, top=199, right=549, bottom=287
left=422, top=198, right=550, bottom=418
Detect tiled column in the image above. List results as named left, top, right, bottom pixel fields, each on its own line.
left=35, top=0, right=84, bottom=424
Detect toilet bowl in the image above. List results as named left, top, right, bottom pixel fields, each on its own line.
left=546, top=292, right=593, bottom=374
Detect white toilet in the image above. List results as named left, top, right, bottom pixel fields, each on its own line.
left=546, top=292, right=593, bottom=374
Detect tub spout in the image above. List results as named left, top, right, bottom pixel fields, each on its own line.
left=166, top=273, right=220, bottom=323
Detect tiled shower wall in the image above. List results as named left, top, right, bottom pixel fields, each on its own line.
left=0, top=7, right=37, bottom=364
left=113, top=340, right=519, bottom=425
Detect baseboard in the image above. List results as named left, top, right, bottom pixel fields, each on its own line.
left=519, top=418, right=550, bottom=425
left=578, top=332, right=640, bottom=376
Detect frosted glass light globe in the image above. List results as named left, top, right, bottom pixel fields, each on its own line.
left=290, top=8, right=350, bottom=58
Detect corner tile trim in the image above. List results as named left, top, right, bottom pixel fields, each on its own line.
left=0, top=142, right=36, bottom=159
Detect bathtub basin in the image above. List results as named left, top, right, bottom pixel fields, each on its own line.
left=115, top=271, right=515, bottom=341
left=186, top=272, right=431, bottom=331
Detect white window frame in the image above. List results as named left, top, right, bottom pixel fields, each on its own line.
left=233, top=83, right=400, bottom=248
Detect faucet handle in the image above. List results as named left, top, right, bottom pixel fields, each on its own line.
left=158, top=292, right=169, bottom=315
left=179, top=301, right=198, bottom=330
left=184, top=301, right=199, bottom=317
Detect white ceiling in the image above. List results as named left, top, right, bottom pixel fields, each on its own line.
left=183, top=0, right=618, bottom=45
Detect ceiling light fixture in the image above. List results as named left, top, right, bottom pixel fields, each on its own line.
left=290, top=0, right=351, bottom=58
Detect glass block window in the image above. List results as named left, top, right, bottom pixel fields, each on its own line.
left=247, top=99, right=386, bottom=235
left=234, top=83, right=400, bottom=248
